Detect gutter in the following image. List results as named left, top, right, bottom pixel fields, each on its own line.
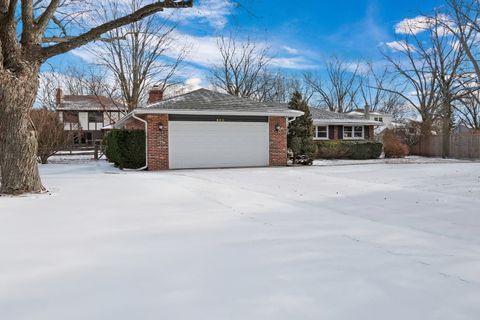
left=133, top=108, right=304, bottom=118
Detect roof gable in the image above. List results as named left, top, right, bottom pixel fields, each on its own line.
left=144, top=88, right=291, bottom=113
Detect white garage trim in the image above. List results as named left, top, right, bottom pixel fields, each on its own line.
left=169, top=121, right=269, bottom=169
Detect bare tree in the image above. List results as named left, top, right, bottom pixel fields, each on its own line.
left=30, top=108, right=70, bottom=164
left=93, top=0, right=189, bottom=111
left=428, top=13, right=468, bottom=157
left=253, top=73, right=313, bottom=104
left=443, top=0, right=480, bottom=130
left=383, top=11, right=470, bottom=157
left=210, top=34, right=274, bottom=100
left=37, top=70, right=61, bottom=111
left=359, top=63, right=406, bottom=119
left=304, top=57, right=361, bottom=113
left=380, top=36, right=440, bottom=136
left=455, top=91, right=480, bottom=128
left=0, top=0, right=192, bottom=194
left=445, top=0, right=480, bottom=80
left=62, top=66, right=116, bottom=97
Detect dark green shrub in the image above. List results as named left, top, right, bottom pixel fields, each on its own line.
left=287, top=91, right=317, bottom=160
left=316, top=140, right=382, bottom=160
left=104, top=129, right=146, bottom=169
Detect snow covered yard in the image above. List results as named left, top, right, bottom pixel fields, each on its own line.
left=1, top=160, right=480, bottom=320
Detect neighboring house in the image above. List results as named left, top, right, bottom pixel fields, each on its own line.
left=56, top=88, right=127, bottom=144
left=114, top=88, right=303, bottom=170
left=310, top=108, right=384, bottom=141
left=347, top=109, right=393, bottom=134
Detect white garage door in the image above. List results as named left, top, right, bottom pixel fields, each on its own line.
left=169, top=120, right=269, bottom=169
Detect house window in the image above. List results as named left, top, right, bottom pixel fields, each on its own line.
left=63, top=111, right=79, bottom=123
left=374, top=117, right=384, bottom=122
left=315, top=126, right=329, bottom=140
left=343, top=126, right=364, bottom=139
left=88, top=111, right=103, bottom=123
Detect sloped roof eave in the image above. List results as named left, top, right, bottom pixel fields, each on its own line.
left=313, top=119, right=385, bottom=126
left=134, top=108, right=303, bottom=117
left=113, top=109, right=303, bottom=129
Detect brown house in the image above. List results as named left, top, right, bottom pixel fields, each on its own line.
left=310, top=108, right=384, bottom=141
left=56, top=88, right=127, bottom=144
left=114, top=88, right=303, bottom=170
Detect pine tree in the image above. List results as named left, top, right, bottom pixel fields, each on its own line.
left=288, top=91, right=317, bottom=163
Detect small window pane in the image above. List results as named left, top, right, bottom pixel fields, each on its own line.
left=354, top=126, right=363, bottom=138
left=344, top=126, right=353, bottom=138
left=317, top=126, right=327, bottom=138
left=88, top=112, right=103, bottom=123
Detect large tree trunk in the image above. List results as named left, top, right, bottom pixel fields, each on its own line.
left=0, top=66, right=45, bottom=194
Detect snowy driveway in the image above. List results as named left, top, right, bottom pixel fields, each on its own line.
left=1, top=160, right=480, bottom=320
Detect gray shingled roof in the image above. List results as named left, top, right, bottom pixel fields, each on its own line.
left=310, top=107, right=384, bottom=125
left=143, top=88, right=291, bottom=113
left=57, top=95, right=127, bottom=111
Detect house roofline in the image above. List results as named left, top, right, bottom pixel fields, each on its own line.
left=313, top=120, right=385, bottom=126
left=114, top=109, right=304, bottom=128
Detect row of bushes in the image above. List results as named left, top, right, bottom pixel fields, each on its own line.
left=103, top=129, right=146, bottom=169
left=316, top=140, right=383, bottom=160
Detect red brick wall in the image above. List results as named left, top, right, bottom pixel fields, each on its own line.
left=333, top=125, right=340, bottom=139
left=145, top=114, right=169, bottom=170
left=269, top=116, right=288, bottom=166
left=368, top=126, right=374, bottom=140
left=124, top=118, right=145, bottom=130
left=124, top=114, right=287, bottom=169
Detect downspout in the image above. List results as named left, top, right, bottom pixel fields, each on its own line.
left=131, top=112, right=148, bottom=171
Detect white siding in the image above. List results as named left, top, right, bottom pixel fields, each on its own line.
left=79, top=112, right=88, bottom=130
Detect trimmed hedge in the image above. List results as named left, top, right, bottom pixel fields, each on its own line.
left=103, top=129, right=146, bottom=169
left=316, top=140, right=383, bottom=160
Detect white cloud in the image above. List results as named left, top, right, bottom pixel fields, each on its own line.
left=165, top=0, right=235, bottom=29
left=395, top=16, right=432, bottom=35
left=385, top=40, right=415, bottom=52
left=168, top=31, right=317, bottom=70
left=281, top=46, right=299, bottom=55
left=395, top=14, right=453, bottom=35
left=71, top=30, right=318, bottom=86
left=185, top=77, right=203, bottom=89
left=270, top=56, right=318, bottom=70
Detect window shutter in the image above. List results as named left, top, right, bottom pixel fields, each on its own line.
left=365, top=126, right=370, bottom=139
left=338, top=126, right=343, bottom=140
left=329, top=126, right=335, bottom=139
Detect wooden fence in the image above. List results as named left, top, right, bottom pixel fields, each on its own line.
left=410, top=134, right=480, bottom=159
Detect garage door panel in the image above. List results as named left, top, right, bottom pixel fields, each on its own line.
left=169, top=121, right=269, bottom=169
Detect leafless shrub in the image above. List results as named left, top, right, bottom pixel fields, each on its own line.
left=383, top=129, right=409, bottom=158
left=30, top=108, right=71, bottom=164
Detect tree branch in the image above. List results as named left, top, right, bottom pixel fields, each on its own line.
left=41, top=0, right=192, bottom=59
left=36, top=0, right=61, bottom=33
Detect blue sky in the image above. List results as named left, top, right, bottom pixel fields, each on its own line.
left=231, top=0, right=443, bottom=58
left=47, top=0, right=445, bottom=88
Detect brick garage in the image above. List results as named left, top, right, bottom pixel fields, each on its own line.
left=116, top=89, right=302, bottom=170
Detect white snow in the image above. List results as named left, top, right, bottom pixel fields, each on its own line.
left=1, top=160, right=480, bottom=320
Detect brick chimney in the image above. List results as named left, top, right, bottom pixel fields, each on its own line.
left=148, top=85, right=164, bottom=104
left=364, top=104, right=370, bottom=120
left=56, top=88, right=63, bottom=107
